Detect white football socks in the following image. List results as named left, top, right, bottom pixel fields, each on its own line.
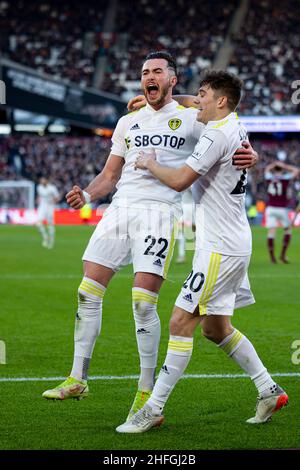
left=48, top=224, right=55, bottom=247
left=218, top=329, right=277, bottom=395
left=148, top=335, right=193, bottom=413
left=70, top=277, right=106, bottom=381
left=37, top=222, right=48, bottom=243
left=132, top=288, right=160, bottom=391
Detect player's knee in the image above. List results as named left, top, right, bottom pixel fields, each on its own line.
left=132, top=300, right=159, bottom=326
left=132, top=289, right=159, bottom=326
left=77, top=280, right=105, bottom=316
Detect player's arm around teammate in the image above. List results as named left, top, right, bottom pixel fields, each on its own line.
left=42, top=52, right=188, bottom=407
left=127, top=94, right=259, bottom=170
left=117, top=71, right=288, bottom=434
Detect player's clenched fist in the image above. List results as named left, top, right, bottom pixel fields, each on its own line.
left=66, top=185, right=86, bottom=209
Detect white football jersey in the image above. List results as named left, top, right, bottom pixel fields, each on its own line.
left=186, top=112, right=252, bottom=256
left=37, top=184, right=59, bottom=207
left=111, top=100, right=204, bottom=213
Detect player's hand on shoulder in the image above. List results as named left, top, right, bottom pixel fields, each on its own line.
left=66, top=185, right=85, bottom=209
left=135, top=150, right=157, bottom=170
left=127, top=95, right=146, bottom=111
left=232, top=141, right=259, bottom=170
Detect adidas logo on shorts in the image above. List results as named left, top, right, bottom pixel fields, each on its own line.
left=161, top=365, right=169, bottom=374
left=183, top=293, right=193, bottom=303
left=153, top=259, right=162, bottom=267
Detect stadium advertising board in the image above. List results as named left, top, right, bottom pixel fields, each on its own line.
left=240, top=115, right=300, bottom=132
left=0, top=59, right=126, bottom=129
left=1, top=208, right=299, bottom=227
left=0, top=208, right=105, bottom=225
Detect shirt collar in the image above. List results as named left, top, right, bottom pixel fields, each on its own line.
left=207, top=112, right=238, bottom=126
left=146, top=99, right=178, bottom=114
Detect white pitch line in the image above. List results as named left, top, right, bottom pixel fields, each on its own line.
left=0, top=372, right=299, bottom=383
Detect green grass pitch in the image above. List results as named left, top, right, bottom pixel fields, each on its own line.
left=0, top=224, right=299, bottom=450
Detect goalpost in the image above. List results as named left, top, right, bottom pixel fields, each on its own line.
left=0, top=180, right=35, bottom=209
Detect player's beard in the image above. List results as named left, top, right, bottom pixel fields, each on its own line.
left=145, top=81, right=171, bottom=107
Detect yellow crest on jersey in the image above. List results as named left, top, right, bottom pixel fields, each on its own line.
left=168, top=118, right=182, bottom=130
left=125, top=137, right=131, bottom=149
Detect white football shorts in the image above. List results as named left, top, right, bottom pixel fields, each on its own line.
left=37, top=205, right=54, bottom=224
left=175, top=249, right=254, bottom=316
left=83, top=204, right=177, bottom=278
left=265, top=206, right=290, bottom=229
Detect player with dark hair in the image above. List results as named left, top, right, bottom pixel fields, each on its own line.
left=42, top=57, right=257, bottom=423
left=265, top=160, right=299, bottom=263
left=117, top=70, right=288, bottom=433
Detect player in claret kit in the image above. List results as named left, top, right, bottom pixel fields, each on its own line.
left=116, top=70, right=288, bottom=434
left=265, top=160, right=299, bottom=263
left=42, top=53, right=258, bottom=420
left=36, top=177, right=60, bottom=249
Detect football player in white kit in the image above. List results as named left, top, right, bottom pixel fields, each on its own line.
left=36, top=177, right=60, bottom=249
left=117, top=70, right=288, bottom=433
left=42, top=54, right=258, bottom=419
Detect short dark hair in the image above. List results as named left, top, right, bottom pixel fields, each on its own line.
left=274, top=165, right=283, bottom=172
left=144, top=51, right=177, bottom=76
left=199, top=70, right=243, bottom=110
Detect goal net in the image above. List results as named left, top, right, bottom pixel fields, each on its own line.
left=0, top=180, right=35, bottom=209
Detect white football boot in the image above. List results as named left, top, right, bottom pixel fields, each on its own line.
left=116, top=404, right=164, bottom=433
left=246, top=385, right=288, bottom=424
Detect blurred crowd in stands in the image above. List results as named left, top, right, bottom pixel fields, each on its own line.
left=0, top=0, right=106, bottom=88
left=100, top=0, right=237, bottom=99
left=1, top=0, right=299, bottom=115
left=0, top=136, right=112, bottom=206
left=228, top=0, right=300, bottom=115
left=1, top=136, right=299, bottom=209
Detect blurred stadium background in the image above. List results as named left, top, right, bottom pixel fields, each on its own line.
left=0, top=0, right=299, bottom=223
left=0, top=0, right=300, bottom=452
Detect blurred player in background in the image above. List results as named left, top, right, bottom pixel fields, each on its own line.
left=42, top=52, right=257, bottom=416
left=176, top=188, right=195, bottom=263
left=36, top=177, right=60, bottom=249
left=117, top=71, right=288, bottom=433
left=265, top=160, right=299, bottom=263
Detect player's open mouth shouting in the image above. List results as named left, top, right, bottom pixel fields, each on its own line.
left=146, top=83, right=160, bottom=101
